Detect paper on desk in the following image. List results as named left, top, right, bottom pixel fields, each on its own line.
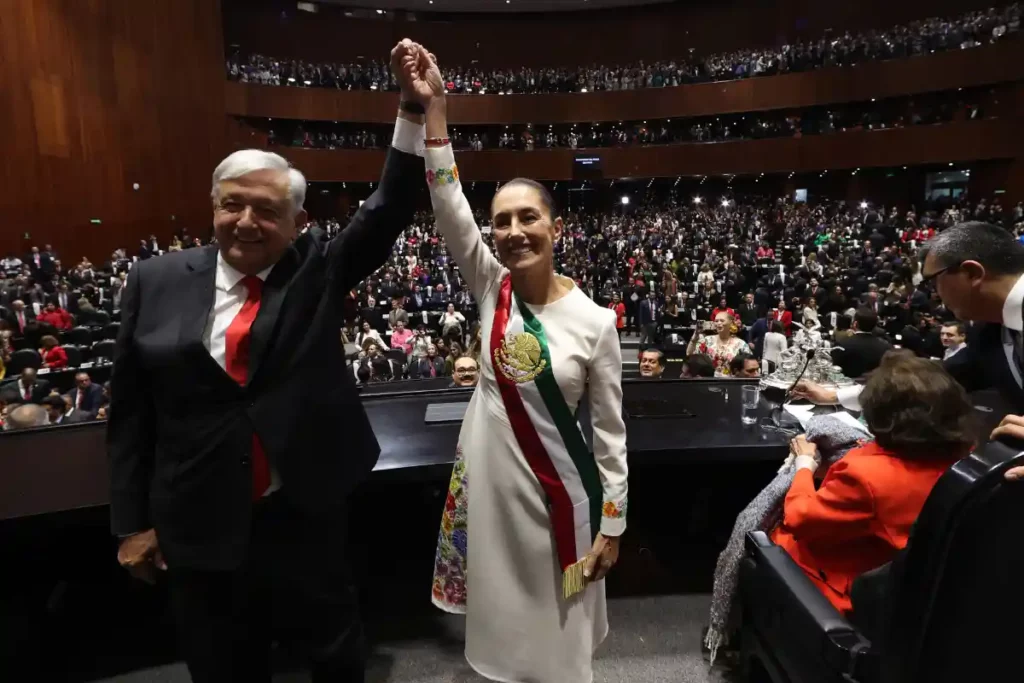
left=784, top=405, right=871, bottom=436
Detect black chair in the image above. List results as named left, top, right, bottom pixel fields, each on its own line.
left=91, top=340, right=116, bottom=361
left=77, top=345, right=93, bottom=364
left=7, top=349, right=42, bottom=375
left=739, top=439, right=1024, bottom=683
left=61, top=345, right=83, bottom=368
left=63, top=326, right=92, bottom=347
left=101, top=322, right=120, bottom=340
left=91, top=310, right=111, bottom=326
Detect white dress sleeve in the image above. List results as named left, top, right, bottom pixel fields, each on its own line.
left=588, top=312, right=628, bottom=537
left=424, top=146, right=503, bottom=304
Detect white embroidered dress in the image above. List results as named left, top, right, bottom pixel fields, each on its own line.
left=425, top=145, right=628, bottom=683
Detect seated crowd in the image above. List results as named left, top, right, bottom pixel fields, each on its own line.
left=263, top=87, right=990, bottom=153
left=227, top=3, right=1020, bottom=94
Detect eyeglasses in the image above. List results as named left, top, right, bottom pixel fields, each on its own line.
left=921, top=263, right=959, bottom=283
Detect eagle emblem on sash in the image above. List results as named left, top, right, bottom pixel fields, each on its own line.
left=494, top=332, right=547, bottom=384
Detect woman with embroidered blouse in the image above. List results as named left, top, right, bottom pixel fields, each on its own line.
left=686, top=311, right=751, bottom=376
left=412, top=46, right=628, bottom=683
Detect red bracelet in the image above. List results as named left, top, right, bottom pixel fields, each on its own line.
left=425, top=137, right=450, bottom=148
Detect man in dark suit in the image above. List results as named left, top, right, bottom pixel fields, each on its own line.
left=65, top=371, right=103, bottom=413
left=637, top=290, right=660, bottom=353
left=4, top=368, right=51, bottom=404
left=5, top=299, right=34, bottom=336
left=830, top=307, right=892, bottom=378
left=108, top=39, right=432, bottom=683
left=42, top=395, right=93, bottom=424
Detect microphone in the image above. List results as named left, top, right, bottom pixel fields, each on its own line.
left=773, top=348, right=815, bottom=430
left=784, top=348, right=816, bottom=403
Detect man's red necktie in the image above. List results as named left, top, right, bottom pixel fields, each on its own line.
left=224, top=276, right=272, bottom=501
left=24, top=385, right=31, bottom=401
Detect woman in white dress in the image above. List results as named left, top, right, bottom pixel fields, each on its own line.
left=413, top=48, right=628, bottom=683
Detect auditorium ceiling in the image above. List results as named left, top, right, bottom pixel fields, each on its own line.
left=318, top=0, right=673, bottom=13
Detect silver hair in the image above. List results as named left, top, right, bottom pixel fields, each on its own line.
left=5, top=404, right=50, bottom=431
left=211, top=149, right=307, bottom=217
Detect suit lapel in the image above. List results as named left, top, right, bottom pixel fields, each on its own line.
left=248, top=248, right=299, bottom=385
left=177, top=247, right=230, bottom=382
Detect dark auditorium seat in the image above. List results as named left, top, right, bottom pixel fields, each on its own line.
left=7, top=349, right=42, bottom=375
left=91, top=340, right=116, bottom=361
left=738, top=439, right=1024, bottom=683
left=63, top=326, right=92, bottom=347
left=101, top=322, right=120, bottom=340
left=91, top=310, right=111, bottom=326
left=61, top=345, right=82, bottom=368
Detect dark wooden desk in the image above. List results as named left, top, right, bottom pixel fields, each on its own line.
left=0, top=379, right=789, bottom=521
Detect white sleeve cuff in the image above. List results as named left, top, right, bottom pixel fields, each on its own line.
left=836, top=384, right=864, bottom=411
left=392, top=117, right=425, bottom=157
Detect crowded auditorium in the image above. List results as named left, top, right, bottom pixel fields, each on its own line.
left=3, top=0, right=1024, bottom=681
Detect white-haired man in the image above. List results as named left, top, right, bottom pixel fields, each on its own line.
left=109, top=39, right=437, bottom=683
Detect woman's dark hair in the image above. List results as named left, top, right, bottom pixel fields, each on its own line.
left=493, top=178, right=558, bottom=219
left=683, top=353, right=715, bottom=378
left=836, top=314, right=852, bottom=331
left=861, top=351, right=975, bottom=458
left=769, top=321, right=784, bottom=334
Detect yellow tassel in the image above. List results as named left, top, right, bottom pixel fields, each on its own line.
left=562, top=557, right=589, bottom=600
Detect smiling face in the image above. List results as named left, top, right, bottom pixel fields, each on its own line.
left=490, top=183, right=561, bottom=277
left=213, top=169, right=305, bottom=275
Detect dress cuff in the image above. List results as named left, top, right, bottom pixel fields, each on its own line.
left=425, top=145, right=459, bottom=188
left=392, top=117, right=425, bottom=157
left=600, top=497, right=627, bottom=537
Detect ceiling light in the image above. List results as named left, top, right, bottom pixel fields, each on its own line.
left=376, top=8, right=384, bottom=14
left=860, top=201, right=868, bottom=209
left=693, top=196, right=702, bottom=204
left=621, top=196, right=630, bottom=206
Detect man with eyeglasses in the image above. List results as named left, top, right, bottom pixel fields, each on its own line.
left=450, top=356, right=480, bottom=388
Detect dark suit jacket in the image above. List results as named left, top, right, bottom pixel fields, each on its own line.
left=638, top=299, right=660, bottom=326
left=58, top=408, right=94, bottom=424
left=415, top=356, right=447, bottom=379
left=66, top=383, right=103, bottom=413
left=107, top=147, right=423, bottom=571
left=945, top=323, right=1024, bottom=411
left=1, top=378, right=51, bottom=404
left=830, top=332, right=892, bottom=379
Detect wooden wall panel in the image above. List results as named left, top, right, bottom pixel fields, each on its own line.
left=0, top=0, right=226, bottom=261
left=223, top=0, right=998, bottom=70
left=225, top=40, right=1024, bottom=125
left=265, top=120, right=1018, bottom=184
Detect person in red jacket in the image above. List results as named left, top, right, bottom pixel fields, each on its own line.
left=771, top=353, right=972, bottom=613
left=36, top=302, right=73, bottom=331
left=710, top=296, right=735, bottom=322
left=608, top=292, right=626, bottom=339
left=39, top=335, right=68, bottom=369
left=769, top=305, right=793, bottom=336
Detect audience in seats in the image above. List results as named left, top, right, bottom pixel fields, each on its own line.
left=772, top=353, right=972, bottom=613
left=227, top=4, right=1020, bottom=94
left=829, top=308, right=892, bottom=378
left=639, top=348, right=666, bottom=378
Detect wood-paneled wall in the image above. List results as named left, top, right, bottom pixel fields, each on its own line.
left=224, top=41, right=1024, bottom=125
left=0, top=0, right=226, bottom=260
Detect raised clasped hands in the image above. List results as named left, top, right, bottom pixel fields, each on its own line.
left=390, top=39, right=445, bottom=107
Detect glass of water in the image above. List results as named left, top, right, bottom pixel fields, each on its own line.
left=741, top=385, right=760, bottom=425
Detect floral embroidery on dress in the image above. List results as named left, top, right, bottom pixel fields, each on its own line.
left=426, top=165, right=459, bottom=187
left=697, top=336, right=750, bottom=375
left=432, top=444, right=469, bottom=612
left=602, top=498, right=627, bottom=519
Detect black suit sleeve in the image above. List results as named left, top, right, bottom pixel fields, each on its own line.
left=327, top=147, right=424, bottom=295
left=106, top=265, right=156, bottom=536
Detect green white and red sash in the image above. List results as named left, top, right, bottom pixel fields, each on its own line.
left=490, top=274, right=603, bottom=599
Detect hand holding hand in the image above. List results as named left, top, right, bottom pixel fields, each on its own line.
left=990, top=415, right=1024, bottom=481
left=390, top=39, right=443, bottom=107
left=117, top=528, right=166, bottom=584
left=582, top=533, right=620, bottom=583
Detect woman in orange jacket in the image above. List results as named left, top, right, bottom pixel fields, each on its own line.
left=608, top=292, right=626, bottom=340
left=771, top=352, right=975, bottom=613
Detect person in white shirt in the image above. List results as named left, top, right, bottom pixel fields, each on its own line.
left=940, top=321, right=967, bottom=360
left=439, top=303, right=466, bottom=342
left=354, top=320, right=388, bottom=351
left=762, top=320, right=788, bottom=368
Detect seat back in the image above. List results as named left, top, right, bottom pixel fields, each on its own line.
left=64, top=326, right=92, bottom=347
left=61, top=345, right=82, bottom=368
left=91, top=340, right=116, bottom=361
left=101, top=322, right=120, bottom=340
left=882, top=439, right=1024, bottom=683
left=91, top=310, right=111, bottom=326
left=7, top=349, right=41, bottom=375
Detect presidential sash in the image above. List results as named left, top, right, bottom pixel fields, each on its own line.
left=490, top=275, right=603, bottom=599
